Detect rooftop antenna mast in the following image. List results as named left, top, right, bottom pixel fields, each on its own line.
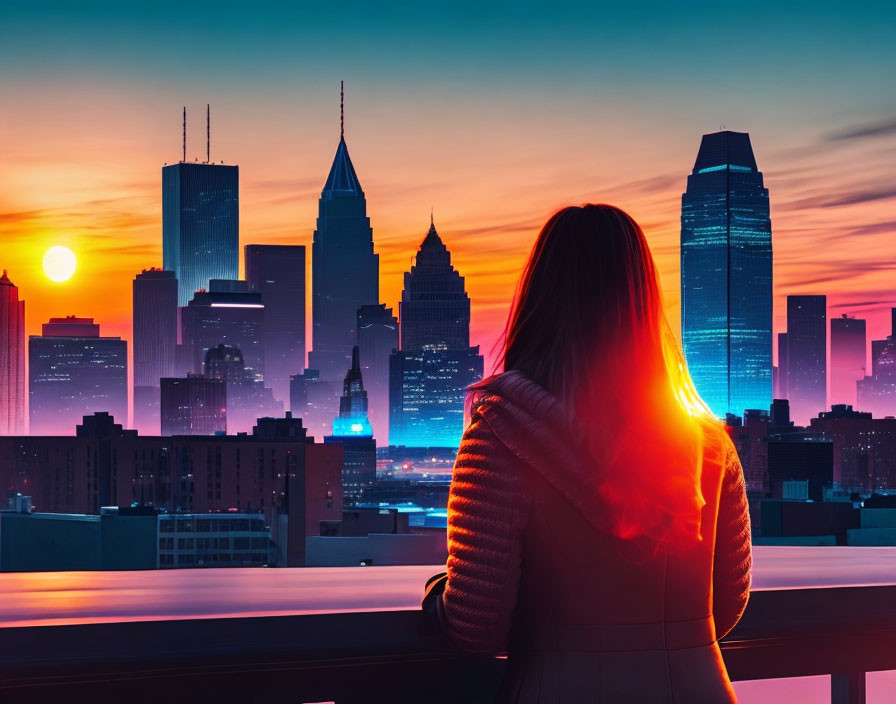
left=206, top=104, right=210, bottom=163
left=182, top=106, right=186, bottom=162
left=340, top=80, right=344, bottom=139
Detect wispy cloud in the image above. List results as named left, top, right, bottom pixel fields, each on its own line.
left=825, top=117, right=896, bottom=142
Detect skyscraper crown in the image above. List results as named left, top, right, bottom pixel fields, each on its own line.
left=692, top=130, right=758, bottom=173
left=322, top=137, right=364, bottom=196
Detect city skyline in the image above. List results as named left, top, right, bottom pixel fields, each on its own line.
left=1, top=3, right=895, bottom=382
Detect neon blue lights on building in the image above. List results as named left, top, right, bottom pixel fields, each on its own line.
left=681, top=131, right=773, bottom=419
left=332, top=416, right=373, bottom=437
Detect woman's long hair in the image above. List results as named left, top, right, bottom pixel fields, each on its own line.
left=483, top=204, right=721, bottom=550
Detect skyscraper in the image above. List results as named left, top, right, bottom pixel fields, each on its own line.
left=324, top=345, right=375, bottom=502
left=180, top=280, right=265, bottom=383
left=399, top=217, right=470, bottom=351
left=163, top=158, right=239, bottom=307
left=245, top=244, right=306, bottom=403
left=830, top=314, right=866, bottom=408
left=356, top=303, right=398, bottom=443
left=29, top=317, right=127, bottom=435
left=133, top=269, right=178, bottom=434
left=681, top=130, right=773, bottom=418
left=857, top=308, right=896, bottom=417
left=308, top=88, right=379, bottom=384
left=390, top=220, right=483, bottom=448
left=0, top=271, right=25, bottom=435
left=784, top=295, right=827, bottom=424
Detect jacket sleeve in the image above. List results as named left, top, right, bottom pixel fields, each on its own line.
left=438, top=411, right=532, bottom=655
left=712, top=442, right=752, bottom=640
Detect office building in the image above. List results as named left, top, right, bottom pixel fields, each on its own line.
left=356, top=304, right=398, bottom=444
left=160, top=375, right=226, bottom=436
left=389, top=221, right=483, bottom=447
left=766, top=437, right=834, bottom=502
left=390, top=220, right=483, bottom=448
left=163, top=161, right=239, bottom=306
left=783, top=295, right=827, bottom=424
left=681, top=130, right=773, bottom=418
left=0, top=271, right=25, bottom=435
left=245, top=244, right=306, bottom=402
left=308, top=100, right=379, bottom=384
left=0, top=413, right=344, bottom=547
left=29, top=317, right=127, bottom=435
left=399, top=217, right=471, bottom=350
left=133, top=269, right=178, bottom=434
left=857, top=308, right=896, bottom=418
left=830, top=314, right=866, bottom=408
left=180, top=280, right=265, bottom=383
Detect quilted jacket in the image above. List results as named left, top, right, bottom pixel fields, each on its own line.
left=425, top=370, right=752, bottom=703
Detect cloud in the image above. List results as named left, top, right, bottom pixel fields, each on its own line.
left=825, top=117, right=896, bottom=142
left=779, top=186, right=896, bottom=210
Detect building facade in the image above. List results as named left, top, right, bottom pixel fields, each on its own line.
left=160, top=375, right=227, bottom=436
left=784, top=295, right=827, bottom=424
left=29, top=317, right=127, bottom=435
left=0, top=413, right=344, bottom=536
left=356, top=303, right=398, bottom=444
left=181, top=280, right=265, bottom=383
left=245, top=244, right=306, bottom=403
left=681, top=130, right=773, bottom=418
left=830, top=314, right=866, bottom=409
left=0, top=271, right=25, bottom=435
left=857, top=308, right=896, bottom=418
left=133, top=269, right=178, bottom=434
left=162, top=162, right=239, bottom=306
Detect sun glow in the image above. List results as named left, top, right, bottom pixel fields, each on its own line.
left=43, top=246, right=77, bottom=283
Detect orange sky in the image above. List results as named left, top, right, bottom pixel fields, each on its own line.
left=1, top=81, right=895, bottom=388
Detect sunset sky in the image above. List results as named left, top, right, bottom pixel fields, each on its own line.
left=2, top=1, right=895, bottom=378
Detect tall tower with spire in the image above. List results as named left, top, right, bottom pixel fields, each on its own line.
left=324, top=344, right=375, bottom=502
left=308, top=82, right=379, bottom=386
left=0, top=270, right=25, bottom=435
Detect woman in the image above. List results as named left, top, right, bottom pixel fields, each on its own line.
left=423, top=204, right=752, bottom=702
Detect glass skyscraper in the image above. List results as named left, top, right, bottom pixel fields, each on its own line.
left=163, top=162, right=239, bottom=306
left=681, top=130, right=772, bottom=418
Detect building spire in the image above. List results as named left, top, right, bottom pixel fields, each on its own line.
left=182, top=106, right=186, bottom=163
left=340, top=80, right=344, bottom=140
left=206, top=104, right=210, bottom=163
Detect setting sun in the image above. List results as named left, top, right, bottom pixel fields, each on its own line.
left=42, top=245, right=77, bottom=283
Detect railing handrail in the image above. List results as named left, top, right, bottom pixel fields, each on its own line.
left=1, top=584, right=894, bottom=703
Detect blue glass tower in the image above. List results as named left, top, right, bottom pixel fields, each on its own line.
left=681, top=131, right=772, bottom=418
left=163, top=162, right=239, bottom=306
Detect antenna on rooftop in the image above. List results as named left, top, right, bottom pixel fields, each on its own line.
left=182, top=107, right=186, bottom=162
left=340, top=80, right=344, bottom=139
left=206, top=104, right=210, bottom=163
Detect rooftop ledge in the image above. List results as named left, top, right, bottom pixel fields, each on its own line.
left=2, top=546, right=896, bottom=703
